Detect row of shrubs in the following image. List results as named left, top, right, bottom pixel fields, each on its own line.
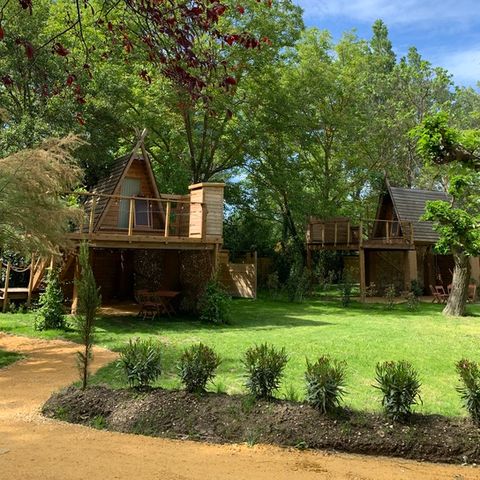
left=118, top=339, right=480, bottom=424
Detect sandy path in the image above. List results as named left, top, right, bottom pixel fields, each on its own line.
left=0, top=334, right=478, bottom=480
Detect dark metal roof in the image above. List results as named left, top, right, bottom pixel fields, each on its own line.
left=388, top=186, right=449, bottom=244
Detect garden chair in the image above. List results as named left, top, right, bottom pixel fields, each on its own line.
left=135, top=289, right=160, bottom=320
left=430, top=285, right=447, bottom=304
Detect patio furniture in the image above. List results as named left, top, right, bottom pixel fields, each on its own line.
left=150, top=290, right=180, bottom=317
left=468, top=284, right=477, bottom=303
left=430, top=285, right=448, bottom=304
left=135, top=290, right=161, bottom=320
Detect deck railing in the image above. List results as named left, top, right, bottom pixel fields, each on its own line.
left=307, top=218, right=414, bottom=247
left=69, top=191, right=207, bottom=240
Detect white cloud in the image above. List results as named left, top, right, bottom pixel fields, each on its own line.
left=436, top=48, right=480, bottom=87
left=297, top=0, right=476, bottom=27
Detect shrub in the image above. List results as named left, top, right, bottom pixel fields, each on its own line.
left=118, top=338, right=162, bottom=388
left=35, top=268, right=67, bottom=331
left=285, top=261, right=310, bottom=303
left=178, top=343, right=221, bottom=393
left=243, top=343, right=288, bottom=399
left=341, top=275, right=352, bottom=308
left=266, top=272, right=281, bottom=297
left=405, top=291, right=420, bottom=311
left=456, top=359, right=480, bottom=424
left=305, top=356, right=347, bottom=414
left=384, top=284, right=396, bottom=310
left=374, top=360, right=421, bottom=421
left=198, top=279, right=231, bottom=324
left=410, top=280, right=423, bottom=297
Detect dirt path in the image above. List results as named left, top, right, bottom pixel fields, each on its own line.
left=0, top=334, right=478, bottom=480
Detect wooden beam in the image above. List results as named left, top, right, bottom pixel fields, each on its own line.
left=88, top=197, right=97, bottom=233
left=359, top=249, right=366, bottom=303
left=71, top=255, right=79, bottom=315
left=128, top=198, right=135, bottom=237
left=27, top=254, right=35, bottom=309
left=3, top=261, right=11, bottom=313
left=334, top=222, right=338, bottom=246
left=164, top=201, right=171, bottom=238
left=347, top=221, right=351, bottom=246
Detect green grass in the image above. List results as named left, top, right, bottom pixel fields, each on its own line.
left=0, top=349, right=23, bottom=368
left=1, top=297, right=479, bottom=417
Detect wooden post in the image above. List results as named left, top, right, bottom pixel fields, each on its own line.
left=386, top=221, right=390, bottom=243
left=3, top=261, right=11, bottom=313
left=71, top=255, right=79, bottom=315
left=27, top=254, right=35, bottom=308
left=359, top=221, right=364, bottom=247
left=88, top=197, right=97, bottom=234
left=202, top=204, right=207, bottom=241
left=164, top=201, right=171, bottom=238
left=405, top=250, right=418, bottom=290
left=322, top=224, right=325, bottom=247
left=347, top=221, right=351, bottom=247
left=128, top=198, right=135, bottom=237
left=359, top=249, right=366, bottom=303
left=469, top=257, right=480, bottom=285
left=334, top=222, right=338, bottom=246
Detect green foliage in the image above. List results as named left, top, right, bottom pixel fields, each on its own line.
left=35, top=268, right=67, bottom=331
left=266, top=272, right=281, bottom=297
left=405, top=292, right=420, bottom=312
left=341, top=274, right=352, bottom=308
left=410, top=280, right=423, bottom=297
left=243, top=343, right=288, bottom=399
left=118, top=337, right=162, bottom=389
left=177, top=343, right=221, bottom=393
left=285, top=261, right=310, bottom=303
left=456, top=359, right=480, bottom=424
left=374, top=361, right=422, bottom=421
left=73, top=242, right=101, bottom=389
left=305, top=356, right=347, bottom=414
left=198, top=280, right=232, bottom=325
left=384, top=284, right=396, bottom=310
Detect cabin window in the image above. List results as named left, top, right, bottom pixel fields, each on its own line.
left=134, top=198, right=151, bottom=227
left=118, top=178, right=141, bottom=228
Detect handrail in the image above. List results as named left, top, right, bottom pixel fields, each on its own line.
left=68, top=190, right=198, bottom=205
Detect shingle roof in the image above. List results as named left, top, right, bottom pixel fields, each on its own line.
left=388, top=186, right=450, bottom=244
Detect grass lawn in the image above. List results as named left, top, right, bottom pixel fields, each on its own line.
left=0, top=349, right=23, bottom=368
left=0, top=297, right=479, bottom=417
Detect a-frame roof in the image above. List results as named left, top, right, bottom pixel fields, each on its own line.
left=84, top=137, right=160, bottom=232
left=386, top=183, right=449, bottom=244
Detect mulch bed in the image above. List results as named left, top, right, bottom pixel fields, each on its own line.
left=42, top=385, right=480, bottom=465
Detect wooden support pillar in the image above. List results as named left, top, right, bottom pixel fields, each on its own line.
left=405, top=250, right=418, bottom=290
left=128, top=198, right=135, bottom=237
left=470, top=257, right=480, bottom=284
left=359, top=248, right=366, bottom=302
left=3, top=261, right=11, bottom=313
left=164, top=201, right=171, bottom=238
left=71, top=255, right=79, bottom=315
left=27, top=254, right=35, bottom=309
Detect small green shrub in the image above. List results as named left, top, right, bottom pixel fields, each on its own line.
left=374, top=360, right=421, bottom=421
left=198, top=280, right=231, bottom=324
left=283, top=384, right=301, bottom=402
left=410, top=280, right=423, bottom=297
left=405, top=291, right=420, bottom=311
left=178, top=343, right=221, bottom=393
left=35, top=269, right=67, bottom=331
left=305, top=356, right=347, bottom=414
left=384, top=284, right=396, bottom=310
left=285, top=261, right=310, bottom=302
left=243, top=343, right=288, bottom=399
left=341, top=280, right=352, bottom=307
left=118, top=338, right=162, bottom=388
left=456, top=359, right=480, bottom=424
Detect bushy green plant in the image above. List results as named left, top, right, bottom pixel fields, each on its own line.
left=456, top=359, right=480, bottom=424
left=118, top=338, right=162, bottom=388
left=405, top=291, right=420, bottom=311
left=243, top=343, right=288, bottom=399
left=35, top=268, right=67, bottom=331
left=178, top=343, right=221, bottom=393
left=305, top=356, right=347, bottom=414
left=341, top=275, right=352, bottom=308
left=410, top=280, right=423, bottom=297
left=285, top=262, right=310, bottom=303
left=198, top=279, right=232, bottom=324
left=384, top=284, right=396, bottom=310
left=374, top=360, right=421, bottom=421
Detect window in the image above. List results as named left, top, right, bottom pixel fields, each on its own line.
left=135, top=198, right=151, bottom=227
left=118, top=178, right=141, bottom=228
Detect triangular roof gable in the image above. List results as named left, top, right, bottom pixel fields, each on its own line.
left=88, top=138, right=161, bottom=232
left=375, top=179, right=450, bottom=244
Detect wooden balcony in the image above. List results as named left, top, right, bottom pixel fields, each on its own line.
left=66, top=187, right=223, bottom=250
left=306, top=217, right=414, bottom=251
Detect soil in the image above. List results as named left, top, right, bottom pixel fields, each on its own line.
left=1, top=333, right=479, bottom=480
left=43, top=385, right=480, bottom=466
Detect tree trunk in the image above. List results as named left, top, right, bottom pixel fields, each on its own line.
left=443, top=251, right=471, bottom=317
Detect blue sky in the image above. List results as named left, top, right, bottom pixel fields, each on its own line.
left=295, top=0, right=480, bottom=88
